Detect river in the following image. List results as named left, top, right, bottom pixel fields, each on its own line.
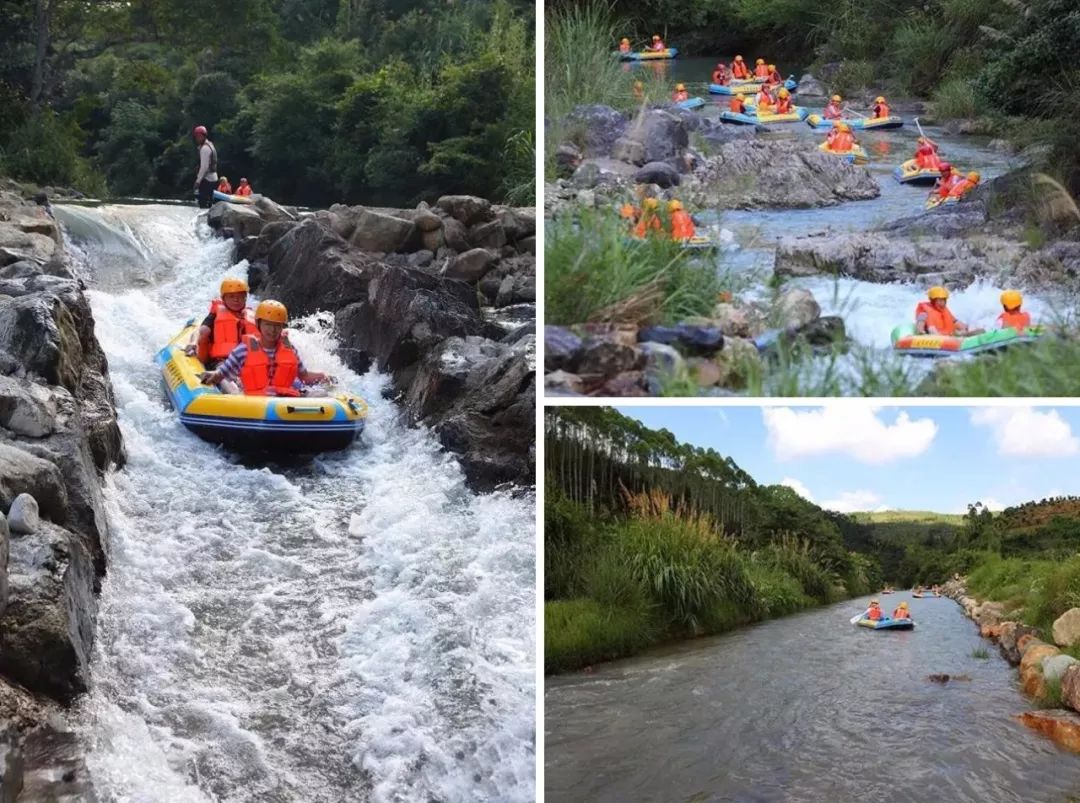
left=545, top=593, right=1080, bottom=802
left=51, top=203, right=536, bottom=803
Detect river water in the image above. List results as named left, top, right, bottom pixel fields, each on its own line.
left=546, top=593, right=1080, bottom=802
left=52, top=204, right=536, bottom=803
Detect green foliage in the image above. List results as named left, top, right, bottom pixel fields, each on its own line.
left=931, top=77, right=980, bottom=121
left=544, top=0, right=626, bottom=122
left=0, top=109, right=104, bottom=193
left=545, top=599, right=657, bottom=674
left=545, top=209, right=724, bottom=326
left=746, top=560, right=813, bottom=616
left=971, top=647, right=990, bottom=659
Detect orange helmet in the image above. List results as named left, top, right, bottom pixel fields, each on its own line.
left=667, top=199, right=684, bottom=212
left=928, top=286, right=949, bottom=301
left=968, top=171, right=980, bottom=182
left=220, top=278, right=249, bottom=295
left=1001, top=290, right=1022, bottom=310
left=831, top=94, right=841, bottom=102
left=837, top=122, right=851, bottom=132
left=255, top=299, right=288, bottom=324
left=778, top=88, right=790, bottom=98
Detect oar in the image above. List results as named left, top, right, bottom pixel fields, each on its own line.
left=913, top=116, right=940, bottom=148
left=850, top=612, right=866, bottom=624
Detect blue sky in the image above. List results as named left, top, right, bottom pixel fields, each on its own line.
left=613, top=406, right=1080, bottom=514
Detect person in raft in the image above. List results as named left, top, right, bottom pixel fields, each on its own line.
left=824, top=94, right=843, bottom=120
left=648, top=34, right=665, bottom=51
left=914, top=136, right=942, bottom=170
left=192, top=125, right=219, bottom=209
left=216, top=176, right=232, bottom=194
left=864, top=599, right=884, bottom=621
left=199, top=300, right=334, bottom=396
left=872, top=95, right=890, bottom=119
left=755, top=84, right=775, bottom=112
left=947, top=171, right=980, bottom=201
left=667, top=200, right=695, bottom=241
left=930, top=163, right=964, bottom=199
left=753, top=58, right=770, bottom=79
left=914, top=286, right=985, bottom=337
left=767, top=64, right=783, bottom=85
left=633, top=197, right=664, bottom=238
left=997, top=290, right=1032, bottom=333
left=235, top=177, right=253, bottom=197
left=893, top=601, right=911, bottom=620
left=712, top=63, right=730, bottom=85
left=185, top=278, right=259, bottom=376
left=672, top=83, right=690, bottom=103
left=825, top=122, right=856, bottom=152
left=619, top=37, right=631, bottom=53
left=775, top=87, right=793, bottom=114
left=729, top=95, right=748, bottom=114
left=731, top=55, right=751, bottom=79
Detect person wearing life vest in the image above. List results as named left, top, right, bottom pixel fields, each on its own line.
left=712, top=63, right=730, bottom=85
left=755, top=85, right=775, bottom=112
left=914, top=286, right=983, bottom=336
left=668, top=200, right=696, bottom=241
left=767, top=64, right=782, bottom=85
left=893, top=601, right=911, bottom=620
left=824, top=94, right=843, bottom=120
left=775, top=87, right=793, bottom=114
left=235, top=177, right=253, bottom=197
left=185, top=277, right=260, bottom=368
left=997, top=290, right=1032, bottom=333
left=914, top=136, right=941, bottom=170
left=864, top=600, right=883, bottom=621
left=753, top=58, right=769, bottom=79
left=633, top=198, right=664, bottom=238
left=649, top=34, right=665, bottom=51
left=619, top=200, right=640, bottom=226
left=619, top=37, right=631, bottom=53
left=731, top=55, right=751, bottom=80
left=931, top=163, right=964, bottom=199
left=729, top=95, right=747, bottom=114
left=872, top=96, right=890, bottom=119
left=828, top=122, right=855, bottom=152
left=672, top=83, right=689, bottom=103
left=216, top=176, right=232, bottom=194
left=948, top=171, right=979, bottom=199
left=192, top=125, right=220, bottom=209
left=200, top=300, right=333, bottom=396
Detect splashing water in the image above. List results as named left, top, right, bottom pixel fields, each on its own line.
left=54, top=204, right=535, bottom=803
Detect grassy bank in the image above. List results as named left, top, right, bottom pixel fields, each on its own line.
left=545, top=483, right=872, bottom=673
left=966, top=552, right=1080, bottom=640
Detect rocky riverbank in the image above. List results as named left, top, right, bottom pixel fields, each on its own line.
left=208, top=193, right=536, bottom=490
left=941, top=578, right=1080, bottom=753
left=0, top=184, right=125, bottom=799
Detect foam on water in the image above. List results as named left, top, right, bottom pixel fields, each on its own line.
left=58, top=204, right=535, bottom=802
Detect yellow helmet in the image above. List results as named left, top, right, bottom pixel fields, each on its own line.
left=255, top=299, right=288, bottom=324
left=928, top=286, right=949, bottom=301
left=676, top=83, right=686, bottom=91
left=778, top=88, right=790, bottom=98
left=643, top=197, right=660, bottom=211
left=968, top=171, right=980, bottom=182
left=667, top=199, right=683, bottom=212
left=768, top=64, right=776, bottom=70
left=1001, top=290, right=1022, bottom=310
left=621, top=38, right=629, bottom=44
left=220, top=278, right=249, bottom=295
left=831, top=94, right=842, bottom=102
left=756, top=58, right=765, bottom=65
left=837, top=122, right=850, bottom=132
left=870, top=599, right=879, bottom=605
left=875, top=96, right=886, bottom=103
left=900, top=602, right=908, bottom=609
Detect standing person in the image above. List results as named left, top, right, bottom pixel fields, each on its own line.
left=192, top=125, right=219, bottom=209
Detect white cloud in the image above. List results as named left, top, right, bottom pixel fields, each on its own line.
left=980, top=497, right=1006, bottom=512
left=970, top=408, right=1080, bottom=458
left=821, top=490, right=883, bottom=513
left=781, top=477, right=814, bottom=502
left=762, top=407, right=938, bottom=464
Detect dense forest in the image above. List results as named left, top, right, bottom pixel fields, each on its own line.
left=0, top=0, right=534, bottom=206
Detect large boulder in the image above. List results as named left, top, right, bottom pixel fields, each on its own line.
left=796, top=74, right=828, bottom=97
left=563, top=105, right=629, bottom=157
left=207, top=202, right=265, bottom=239
left=998, top=621, right=1039, bottom=665
left=0, top=222, right=57, bottom=268
left=0, top=512, right=7, bottom=618
left=264, top=220, right=374, bottom=317
left=0, top=444, right=67, bottom=526
left=775, top=288, right=821, bottom=330
left=975, top=601, right=1006, bottom=629
left=1054, top=608, right=1080, bottom=647
left=612, top=109, right=689, bottom=167
left=545, top=326, right=582, bottom=372
left=0, top=376, right=58, bottom=438
left=1020, top=642, right=1061, bottom=698
left=444, top=248, right=499, bottom=283
left=1018, top=710, right=1080, bottom=754
left=436, top=196, right=494, bottom=227
left=1062, top=663, right=1080, bottom=712
left=349, top=208, right=419, bottom=254
left=633, top=162, right=680, bottom=188
left=7, top=494, right=38, bottom=535
left=1044, top=654, right=1079, bottom=684
left=0, top=520, right=97, bottom=703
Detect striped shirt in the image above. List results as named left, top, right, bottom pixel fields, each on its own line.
left=218, top=342, right=307, bottom=391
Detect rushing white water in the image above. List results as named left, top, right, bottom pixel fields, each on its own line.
left=54, top=204, right=535, bottom=803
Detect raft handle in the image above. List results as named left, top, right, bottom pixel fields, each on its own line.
left=286, top=405, right=326, bottom=414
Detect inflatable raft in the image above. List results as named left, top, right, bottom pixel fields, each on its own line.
left=676, top=97, right=705, bottom=111
left=894, top=159, right=942, bottom=185
left=720, top=106, right=809, bottom=125
left=858, top=618, right=915, bottom=630
left=212, top=190, right=255, bottom=205
left=806, top=114, right=903, bottom=130
left=708, top=77, right=798, bottom=96
left=682, top=234, right=719, bottom=251
left=156, top=322, right=368, bottom=453
left=619, top=48, right=678, bottom=61
left=912, top=593, right=940, bottom=598
left=817, top=141, right=869, bottom=165
left=891, top=323, right=1044, bottom=357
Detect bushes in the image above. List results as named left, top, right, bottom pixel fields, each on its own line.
left=0, top=109, right=105, bottom=194
left=545, top=599, right=657, bottom=673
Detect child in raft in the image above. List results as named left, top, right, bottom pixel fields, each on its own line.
left=863, top=599, right=884, bottom=621
left=997, top=290, right=1032, bottom=333
left=893, top=602, right=911, bottom=619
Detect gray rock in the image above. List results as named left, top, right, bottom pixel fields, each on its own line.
left=7, top=493, right=39, bottom=534
left=442, top=217, right=470, bottom=252
left=0, top=511, right=7, bottom=616
left=577, top=337, right=642, bottom=377
left=206, top=202, right=265, bottom=239
left=413, top=209, right=443, bottom=233
left=468, top=220, right=507, bottom=250
left=612, top=109, right=689, bottom=167
left=0, top=376, right=58, bottom=437
left=349, top=208, right=418, bottom=253
left=545, top=326, right=583, bottom=372
left=563, top=105, right=629, bottom=156
left=796, top=74, right=827, bottom=97
left=639, top=341, right=685, bottom=382
left=518, top=236, right=537, bottom=256
left=436, top=195, right=494, bottom=226
left=544, top=370, right=585, bottom=395
left=0, top=443, right=67, bottom=526
left=0, top=260, right=42, bottom=279
left=776, top=288, right=821, bottom=330
left=495, top=273, right=535, bottom=308
left=1043, top=653, right=1080, bottom=683
left=0, top=222, right=57, bottom=267
left=637, top=324, right=724, bottom=356
left=444, top=248, right=499, bottom=283
left=634, top=161, right=681, bottom=188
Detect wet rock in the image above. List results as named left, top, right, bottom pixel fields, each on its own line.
left=633, top=162, right=680, bottom=188
left=445, top=248, right=499, bottom=283
left=1021, top=643, right=1061, bottom=698
left=238, top=220, right=299, bottom=265
left=0, top=444, right=67, bottom=527
left=1018, top=710, right=1080, bottom=753
left=495, top=273, right=536, bottom=308
left=0, top=260, right=42, bottom=279
left=264, top=220, right=374, bottom=317
left=776, top=288, right=820, bottom=330
left=796, top=74, right=827, bottom=97
left=712, top=337, right=762, bottom=389
left=0, top=222, right=58, bottom=268
left=436, top=195, right=494, bottom=227
left=577, top=338, right=642, bottom=377
left=350, top=208, right=419, bottom=254
left=556, top=143, right=585, bottom=176
left=1053, top=608, right=1080, bottom=647
left=544, top=370, right=584, bottom=395
left=1044, top=654, right=1079, bottom=684
left=637, top=324, right=724, bottom=356
left=12, top=723, right=100, bottom=801
left=207, top=202, right=265, bottom=239
left=545, top=326, right=583, bottom=372
left=0, top=511, right=6, bottom=617
left=7, top=494, right=38, bottom=535
left=0, top=376, right=57, bottom=438
left=564, top=105, right=629, bottom=157
left=612, top=109, right=689, bottom=167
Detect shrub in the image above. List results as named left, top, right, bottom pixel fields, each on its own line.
left=545, top=599, right=657, bottom=673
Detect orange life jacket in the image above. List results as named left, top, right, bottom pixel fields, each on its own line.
left=867, top=607, right=882, bottom=621
left=824, top=102, right=842, bottom=120
left=217, top=180, right=232, bottom=194
left=914, top=143, right=940, bottom=169
left=729, top=97, right=746, bottom=113
left=633, top=213, right=663, bottom=239
left=873, top=102, right=890, bottom=119
left=670, top=210, right=696, bottom=241
left=948, top=178, right=977, bottom=198
left=619, top=203, right=639, bottom=221
left=831, top=132, right=855, bottom=152
left=732, top=62, right=750, bottom=79
left=937, top=174, right=963, bottom=198
left=893, top=608, right=910, bottom=620
left=768, top=69, right=782, bottom=84
left=754, top=64, right=770, bottom=79
left=776, top=96, right=793, bottom=114
left=200, top=300, right=259, bottom=363
left=235, top=184, right=252, bottom=197
left=756, top=89, right=773, bottom=108
left=915, top=301, right=958, bottom=335
left=238, top=335, right=301, bottom=396
left=673, top=90, right=689, bottom=102
left=997, top=309, right=1031, bottom=332
left=712, top=69, right=727, bottom=85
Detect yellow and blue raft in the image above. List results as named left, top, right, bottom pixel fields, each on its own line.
left=156, top=322, right=368, bottom=453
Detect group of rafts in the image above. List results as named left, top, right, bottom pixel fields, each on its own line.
left=616, top=39, right=1045, bottom=359
left=156, top=277, right=368, bottom=454
left=854, top=588, right=941, bottom=631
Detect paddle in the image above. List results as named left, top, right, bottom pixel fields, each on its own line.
left=914, top=116, right=940, bottom=149
left=850, top=612, right=866, bottom=624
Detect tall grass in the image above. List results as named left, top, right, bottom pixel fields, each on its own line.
left=932, top=77, right=980, bottom=121
left=545, top=599, right=656, bottom=673
left=545, top=1, right=626, bottom=122
left=545, top=208, right=724, bottom=326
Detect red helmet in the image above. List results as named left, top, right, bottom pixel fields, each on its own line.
left=192, top=125, right=208, bottom=138
left=939, top=162, right=952, bottom=172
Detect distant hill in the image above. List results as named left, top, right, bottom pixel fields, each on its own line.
left=851, top=511, right=966, bottom=525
